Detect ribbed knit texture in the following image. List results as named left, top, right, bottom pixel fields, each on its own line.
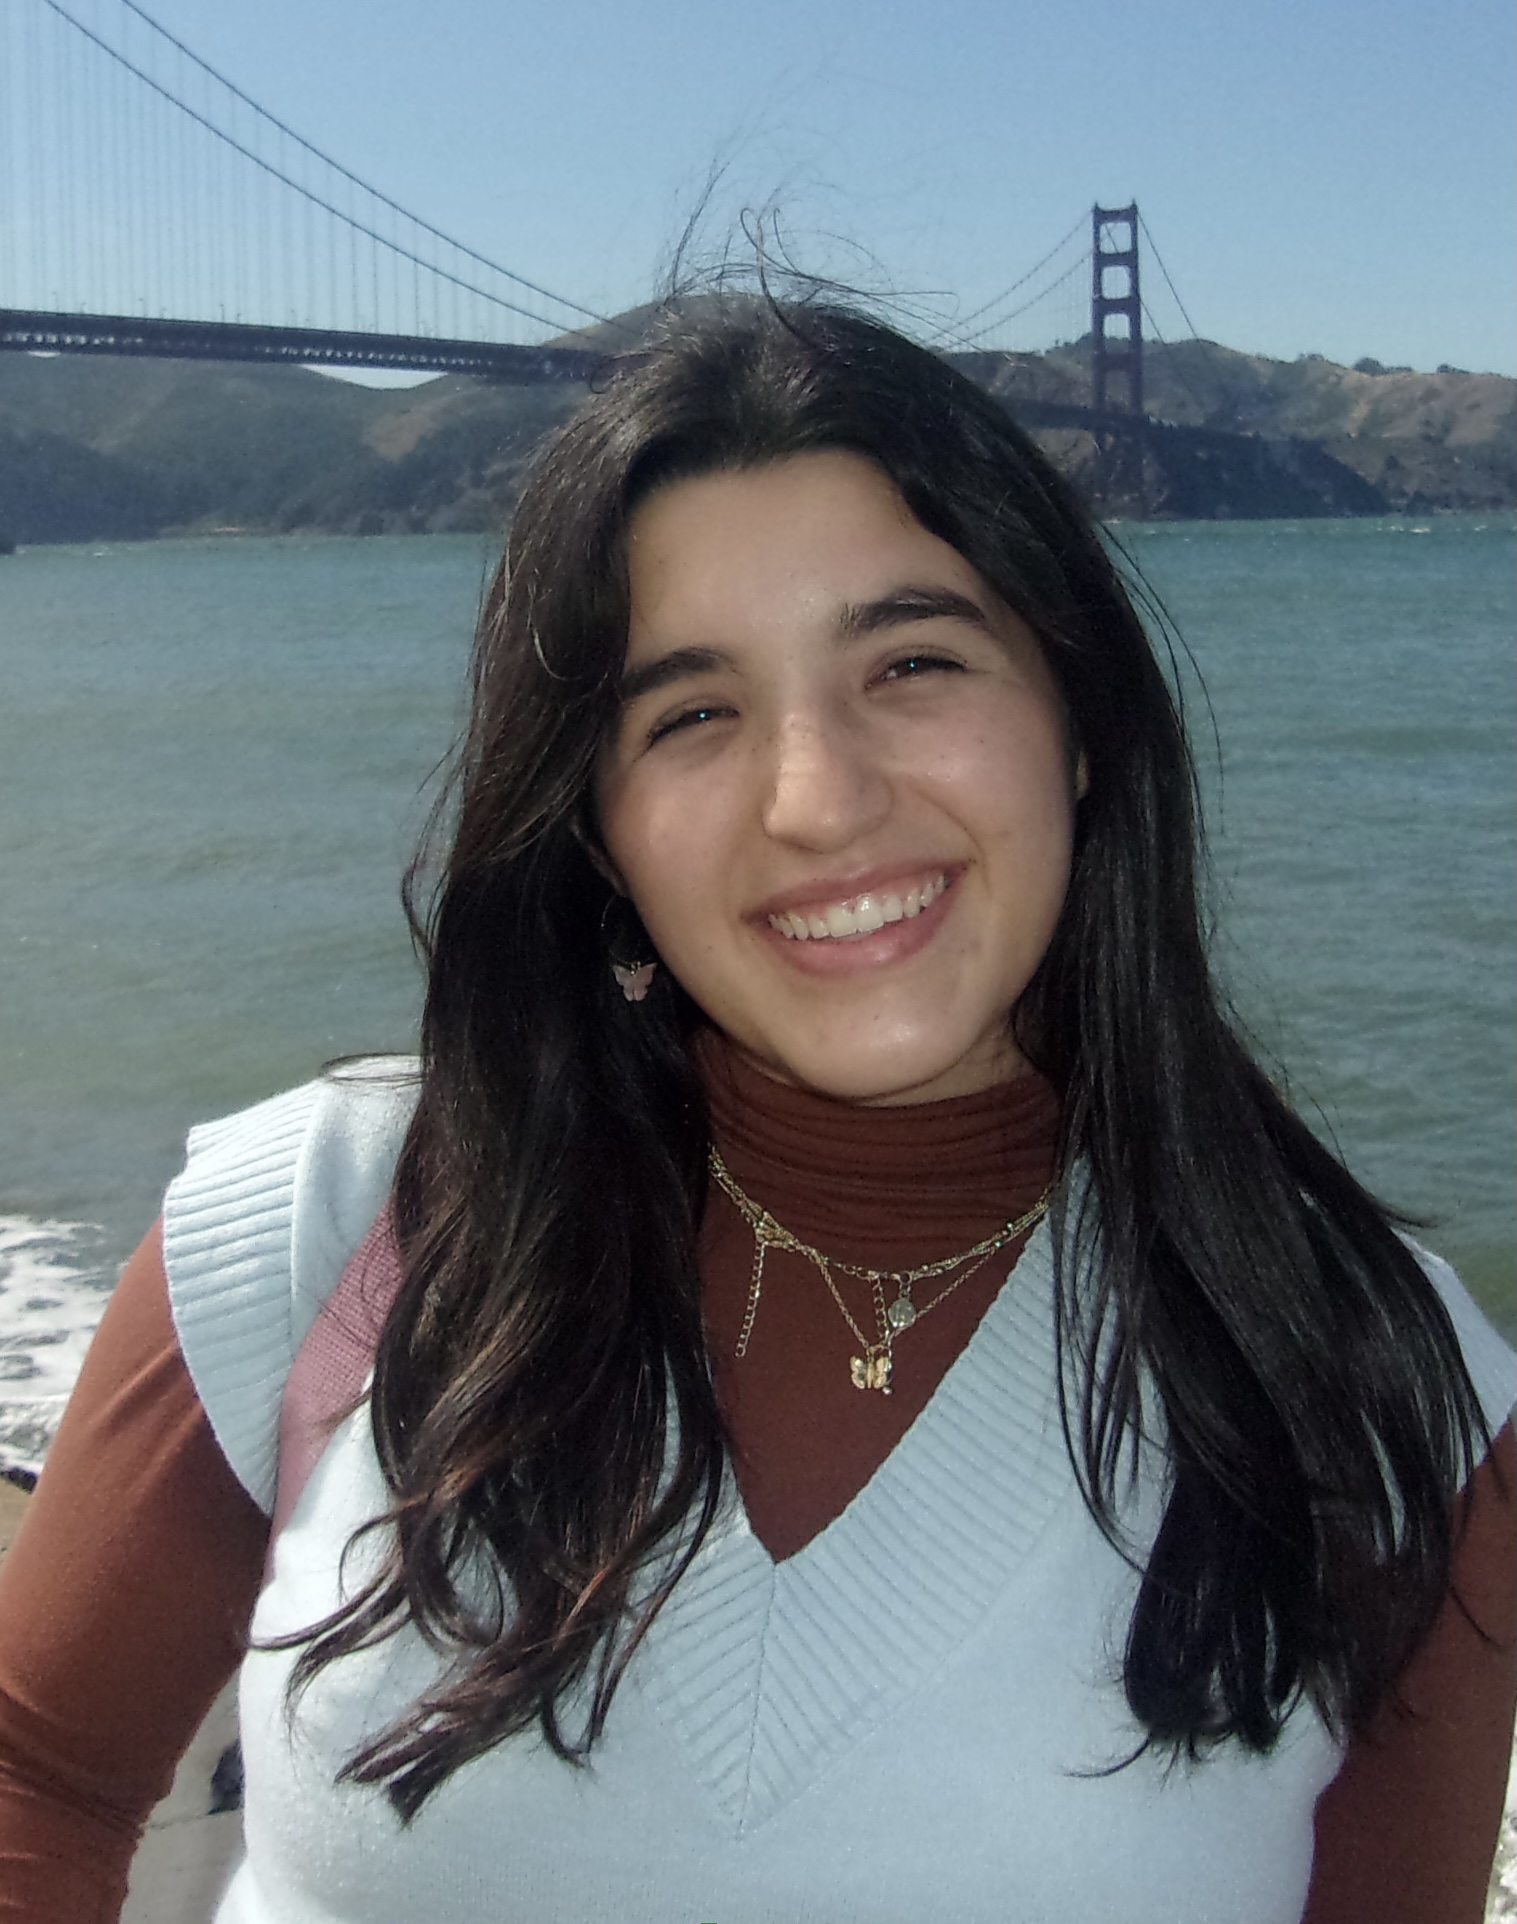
left=652, top=1219, right=1073, bottom=1829
left=162, top=1081, right=323, bottom=1514
left=162, top=1060, right=417, bottom=1513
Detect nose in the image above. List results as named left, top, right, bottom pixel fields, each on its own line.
left=759, top=705, right=892, bottom=850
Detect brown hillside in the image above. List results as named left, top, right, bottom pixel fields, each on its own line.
left=1014, top=340, right=1515, bottom=512
left=0, top=325, right=1510, bottom=543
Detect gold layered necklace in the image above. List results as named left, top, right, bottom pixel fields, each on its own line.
left=708, top=1147, right=1052, bottom=1396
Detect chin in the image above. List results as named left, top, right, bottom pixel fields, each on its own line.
left=763, top=1031, right=1023, bottom=1109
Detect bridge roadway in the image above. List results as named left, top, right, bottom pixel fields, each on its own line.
left=0, top=307, right=1149, bottom=443
left=0, top=309, right=611, bottom=384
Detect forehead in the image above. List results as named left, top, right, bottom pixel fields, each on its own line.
left=623, top=451, right=994, bottom=650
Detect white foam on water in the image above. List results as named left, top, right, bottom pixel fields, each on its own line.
left=0, top=1215, right=113, bottom=1477
left=1498, top=1750, right=1517, bottom=1916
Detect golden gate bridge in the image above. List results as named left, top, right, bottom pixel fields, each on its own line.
left=0, top=0, right=1202, bottom=425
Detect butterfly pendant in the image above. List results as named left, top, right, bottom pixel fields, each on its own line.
left=850, top=1352, right=892, bottom=1394
left=611, top=961, right=657, bottom=1003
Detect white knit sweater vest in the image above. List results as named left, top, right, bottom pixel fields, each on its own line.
left=163, top=1065, right=1516, bottom=1924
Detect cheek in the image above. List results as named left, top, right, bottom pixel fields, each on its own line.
left=600, top=782, right=722, bottom=947
left=942, top=713, right=1077, bottom=856
left=949, top=741, right=1078, bottom=969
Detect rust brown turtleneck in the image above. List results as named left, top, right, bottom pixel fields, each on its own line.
left=701, top=1037, right=1060, bottom=1558
left=0, top=1052, right=1510, bottom=1922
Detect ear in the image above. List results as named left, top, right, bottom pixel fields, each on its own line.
left=587, top=840, right=627, bottom=893
left=1074, top=749, right=1090, bottom=802
left=570, top=804, right=627, bottom=893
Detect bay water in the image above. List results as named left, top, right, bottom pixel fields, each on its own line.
left=1, top=515, right=1512, bottom=1472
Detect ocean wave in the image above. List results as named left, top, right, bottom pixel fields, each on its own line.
left=0, top=1216, right=113, bottom=1477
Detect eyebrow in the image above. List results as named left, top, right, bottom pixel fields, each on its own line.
left=836, top=585, right=994, bottom=639
left=616, top=585, right=995, bottom=706
left=617, top=646, right=729, bottom=707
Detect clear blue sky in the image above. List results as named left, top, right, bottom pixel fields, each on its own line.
left=9, top=0, right=1515, bottom=373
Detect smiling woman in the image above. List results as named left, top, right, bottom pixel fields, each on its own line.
left=0, top=301, right=1511, bottom=1924
left=598, top=452, right=1083, bottom=1104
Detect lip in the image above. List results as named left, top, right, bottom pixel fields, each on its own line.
left=751, top=864, right=962, bottom=976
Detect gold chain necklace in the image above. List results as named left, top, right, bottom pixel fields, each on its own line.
left=708, top=1148, right=1052, bottom=1396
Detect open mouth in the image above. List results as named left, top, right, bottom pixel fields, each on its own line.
left=767, top=872, right=950, bottom=942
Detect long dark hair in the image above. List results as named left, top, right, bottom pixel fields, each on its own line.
left=288, top=299, right=1489, bottom=1817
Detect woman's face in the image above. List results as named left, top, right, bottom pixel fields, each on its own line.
left=595, top=450, right=1083, bottom=1105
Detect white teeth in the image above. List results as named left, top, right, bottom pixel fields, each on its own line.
left=768, top=874, right=948, bottom=941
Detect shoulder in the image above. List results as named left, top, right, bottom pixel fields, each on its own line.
left=1402, top=1235, right=1516, bottom=1444
left=161, top=1058, right=420, bottom=1512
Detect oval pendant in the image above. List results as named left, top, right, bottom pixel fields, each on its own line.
left=886, top=1293, right=917, bottom=1332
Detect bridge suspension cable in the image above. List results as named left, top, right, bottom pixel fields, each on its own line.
left=2, top=0, right=620, bottom=344
left=1138, top=298, right=1216, bottom=420
left=99, top=0, right=611, bottom=332
left=931, top=212, right=1090, bottom=354
left=936, top=211, right=1087, bottom=338
left=951, top=250, right=1089, bottom=352
left=1136, top=211, right=1202, bottom=345
left=1134, top=209, right=1244, bottom=422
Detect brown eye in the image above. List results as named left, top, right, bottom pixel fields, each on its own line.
left=879, top=653, right=965, bottom=682
left=647, top=703, right=733, bottom=745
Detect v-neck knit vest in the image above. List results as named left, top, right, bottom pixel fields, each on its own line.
left=162, top=1059, right=1517, bottom=1924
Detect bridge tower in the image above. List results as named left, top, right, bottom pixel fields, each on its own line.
left=1090, top=203, right=1146, bottom=511
left=1091, top=204, right=1143, bottom=417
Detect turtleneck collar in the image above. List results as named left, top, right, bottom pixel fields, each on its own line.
left=698, top=1029, right=1061, bottom=1271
